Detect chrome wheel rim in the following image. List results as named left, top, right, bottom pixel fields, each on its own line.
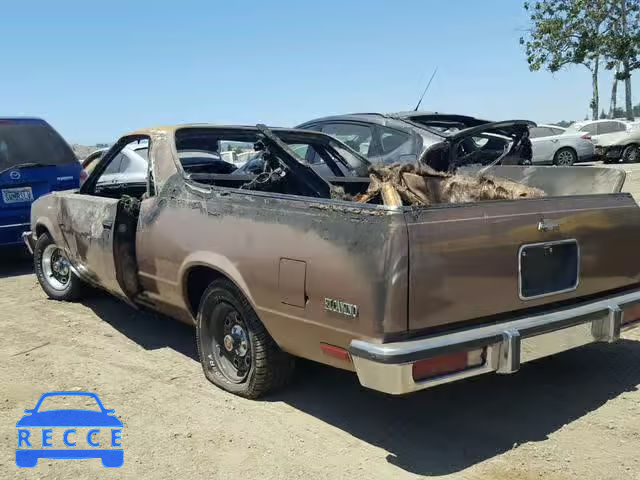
left=41, top=244, right=71, bottom=291
left=625, top=146, right=640, bottom=163
left=557, top=150, right=574, bottom=166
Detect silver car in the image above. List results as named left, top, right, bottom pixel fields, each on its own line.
left=529, top=124, right=595, bottom=166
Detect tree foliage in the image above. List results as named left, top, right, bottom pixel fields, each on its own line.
left=521, top=0, right=609, bottom=72
left=521, top=0, right=640, bottom=119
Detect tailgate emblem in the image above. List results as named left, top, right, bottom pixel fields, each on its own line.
left=537, top=219, right=560, bottom=232
left=9, top=170, right=20, bottom=180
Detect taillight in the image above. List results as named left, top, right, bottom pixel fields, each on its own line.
left=412, top=349, right=485, bottom=381
left=581, top=134, right=592, bottom=140
left=320, top=343, right=351, bottom=362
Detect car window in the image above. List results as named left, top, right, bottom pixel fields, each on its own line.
left=530, top=127, right=559, bottom=138
left=379, top=127, right=410, bottom=154
left=95, top=141, right=148, bottom=185
left=596, top=121, right=625, bottom=134
left=611, top=121, right=627, bottom=133
left=134, top=147, right=149, bottom=161
left=321, top=123, right=373, bottom=157
left=0, top=119, right=77, bottom=171
left=529, top=127, right=548, bottom=138
left=103, top=152, right=125, bottom=175
left=549, top=127, right=565, bottom=135
left=580, top=124, right=598, bottom=135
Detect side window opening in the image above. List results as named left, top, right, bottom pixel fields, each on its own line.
left=321, top=123, right=373, bottom=157
left=379, top=127, right=410, bottom=153
left=85, top=137, right=150, bottom=200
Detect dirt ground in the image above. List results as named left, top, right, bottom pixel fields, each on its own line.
left=2, top=163, right=640, bottom=480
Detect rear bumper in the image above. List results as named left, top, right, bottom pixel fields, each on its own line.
left=22, top=230, right=35, bottom=254
left=349, top=289, right=640, bottom=395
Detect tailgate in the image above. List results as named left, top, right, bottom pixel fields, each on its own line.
left=405, top=193, right=640, bottom=332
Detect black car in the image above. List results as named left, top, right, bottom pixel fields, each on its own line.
left=296, top=112, right=535, bottom=171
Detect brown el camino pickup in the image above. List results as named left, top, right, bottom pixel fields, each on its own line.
left=23, top=122, right=640, bottom=398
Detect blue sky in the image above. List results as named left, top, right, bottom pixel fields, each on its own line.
left=1, top=0, right=637, bottom=144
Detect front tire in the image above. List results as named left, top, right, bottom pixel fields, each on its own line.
left=553, top=147, right=577, bottom=166
left=34, top=233, right=85, bottom=301
left=196, top=279, right=295, bottom=398
left=622, top=144, right=640, bottom=163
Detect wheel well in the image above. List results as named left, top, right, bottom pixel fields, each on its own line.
left=184, top=266, right=228, bottom=316
left=35, top=224, right=50, bottom=238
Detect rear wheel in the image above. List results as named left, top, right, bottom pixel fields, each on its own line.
left=196, top=279, right=295, bottom=398
left=34, top=233, right=85, bottom=301
left=622, top=144, right=640, bottom=163
left=553, top=147, right=577, bottom=166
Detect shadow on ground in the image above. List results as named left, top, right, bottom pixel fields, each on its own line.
left=81, top=294, right=198, bottom=361
left=0, top=246, right=33, bottom=278
left=78, top=293, right=640, bottom=476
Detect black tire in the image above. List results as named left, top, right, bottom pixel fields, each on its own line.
left=196, top=279, right=295, bottom=398
left=553, top=147, right=577, bottom=166
left=622, top=144, right=640, bottom=163
left=34, top=232, right=86, bottom=301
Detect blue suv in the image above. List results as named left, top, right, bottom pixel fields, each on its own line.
left=0, top=118, right=82, bottom=247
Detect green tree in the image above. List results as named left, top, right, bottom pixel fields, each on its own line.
left=603, top=0, right=640, bottom=119
left=521, top=0, right=610, bottom=120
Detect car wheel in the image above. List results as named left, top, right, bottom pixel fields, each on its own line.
left=196, top=279, right=295, bottom=399
left=622, top=144, right=640, bottom=163
left=34, top=232, right=86, bottom=301
left=553, top=148, right=577, bottom=166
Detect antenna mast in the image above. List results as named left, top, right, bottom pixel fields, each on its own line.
left=414, top=67, right=438, bottom=112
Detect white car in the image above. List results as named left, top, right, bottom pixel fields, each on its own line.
left=82, top=145, right=148, bottom=185
left=528, top=124, right=595, bottom=166
left=567, top=119, right=640, bottom=163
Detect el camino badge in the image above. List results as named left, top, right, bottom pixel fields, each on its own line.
left=324, top=298, right=358, bottom=318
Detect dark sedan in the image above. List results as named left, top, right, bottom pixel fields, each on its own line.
left=297, top=112, right=535, bottom=171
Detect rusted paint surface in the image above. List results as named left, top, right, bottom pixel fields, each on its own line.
left=27, top=124, right=640, bottom=371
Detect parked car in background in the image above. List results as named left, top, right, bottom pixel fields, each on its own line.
left=82, top=143, right=236, bottom=185
left=528, top=124, right=595, bottom=165
left=297, top=112, right=535, bottom=170
left=0, top=118, right=82, bottom=247
left=567, top=119, right=640, bottom=163
left=82, top=144, right=148, bottom=185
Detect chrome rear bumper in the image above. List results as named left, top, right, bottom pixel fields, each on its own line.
left=349, top=289, right=640, bottom=395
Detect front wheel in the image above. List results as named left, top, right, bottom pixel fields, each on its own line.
left=553, top=148, right=577, bottom=166
left=34, top=233, right=86, bottom=301
left=622, top=144, right=640, bottom=163
left=196, top=279, right=295, bottom=398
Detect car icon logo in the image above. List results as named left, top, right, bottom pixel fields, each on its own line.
left=9, top=170, right=20, bottom=180
left=15, top=391, right=123, bottom=468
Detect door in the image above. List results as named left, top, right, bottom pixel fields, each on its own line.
left=529, top=126, right=557, bottom=163
left=58, top=193, right=128, bottom=300
left=59, top=136, right=147, bottom=302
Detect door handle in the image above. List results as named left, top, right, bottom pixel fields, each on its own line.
left=102, top=221, right=113, bottom=230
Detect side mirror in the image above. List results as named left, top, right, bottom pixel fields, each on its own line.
left=104, top=409, right=115, bottom=414
left=23, top=409, right=34, bottom=414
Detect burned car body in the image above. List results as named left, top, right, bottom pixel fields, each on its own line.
left=23, top=123, right=640, bottom=398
